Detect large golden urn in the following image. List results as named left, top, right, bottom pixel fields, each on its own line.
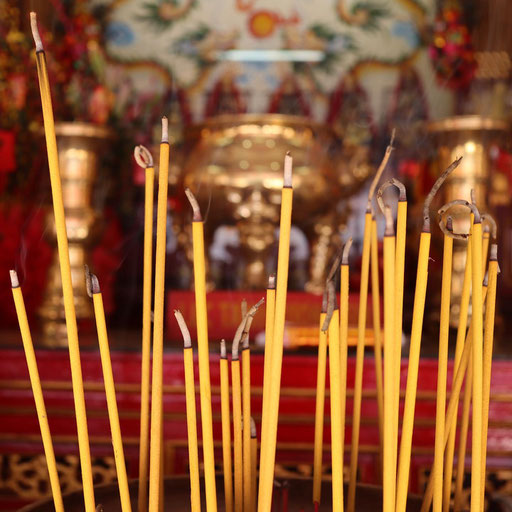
left=38, top=122, right=111, bottom=345
left=179, top=114, right=372, bottom=290
left=428, top=115, right=508, bottom=325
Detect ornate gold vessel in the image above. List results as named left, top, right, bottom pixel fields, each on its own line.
left=38, top=122, right=111, bottom=346
left=179, top=114, right=372, bottom=290
left=428, top=115, right=508, bottom=325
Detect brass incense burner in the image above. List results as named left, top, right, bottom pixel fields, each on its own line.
left=179, top=114, right=372, bottom=290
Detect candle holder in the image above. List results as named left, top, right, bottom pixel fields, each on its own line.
left=37, top=122, right=111, bottom=346
left=428, top=115, right=508, bottom=326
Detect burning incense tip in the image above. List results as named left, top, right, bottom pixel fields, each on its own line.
left=342, top=237, right=353, bottom=265
left=423, top=156, right=463, bottom=232
left=490, top=243, right=498, bottom=261
left=84, top=266, right=100, bottom=296
left=268, top=273, right=276, bottom=290
left=250, top=417, right=256, bottom=438
left=482, top=213, right=497, bottom=239
left=284, top=152, right=293, bottom=187
left=384, top=206, right=394, bottom=236
left=161, top=116, right=169, bottom=143
left=174, top=310, right=192, bottom=348
left=483, top=270, right=489, bottom=287
left=220, top=339, right=227, bottom=359
left=376, top=178, right=406, bottom=215
left=134, top=145, right=154, bottom=169
left=30, top=12, right=43, bottom=52
left=185, top=188, right=202, bottom=222
left=9, top=270, right=19, bottom=288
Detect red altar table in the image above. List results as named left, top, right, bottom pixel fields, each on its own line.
left=1, top=348, right=512, bottom=511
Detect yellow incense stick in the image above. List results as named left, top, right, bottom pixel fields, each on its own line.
left=174, top=311, right=201, bottom=512
left=347, top=210, right=371, bottom=512
left=328, top=308, right=343, bottom=512
left=339, top=240, right=352, bottom=495
left=149, top=119, right=170, bottom=512
left=481, top=245, right=498, bottom=509
left=454, top=351, right=473, bottom=512
left=370, top=217, right=384, bottom=473
left=470, top=211, right=484, bottom=512
left=250, top=418, right=258, bottom=512
left=30, top=13, right=95, bottom=512
left=257, top=153, right=293, bottom=512
left=395, top=157, right=462, bottom=512
left=87, top=270, right=132, bottom=512
left=348, top=134, right=394, bottom=512
left=242, top=346, right=252, bottom=512
left=185, top=188, right=217, bottom=512
left=260, top=275, right=276, bottom=479
left=10, top=271, right=64, bottom=512
left=313, top=305, right=328, bottom=505
left=134, top=145, right=155, bottom=512
left=232, top=355, right=243, bottom=512
left=382, top=208, right=396, bottom=512
left=432, top=220, right=453, bottom=512
left=377, top=178, right=407, bottom=483
left=443, top=214, right=473, bottom=512
left=220, top=340, right=233, bottom=512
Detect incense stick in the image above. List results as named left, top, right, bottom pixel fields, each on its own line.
left=185, top=187, right=218, bottom=512
left=220, top=340, right=233, bottom=512
left=10, top=270, right=64, bottom=512
left=382, top=207, right=396, bottom=512
left=87, top=269, right=132, bottom=512
left=312, top=294, right=328, bottom=506
left=370, top=216, right=384, bottom=477
left=258, top=153, right=293, bottom=512
left=134, top=145, right=155, bottom=512
left=148, top=118, right=170, bottom=512
left=174, top=310, right=201, bottom=512
left=432, top=217, right=453, bottom=512
left=30, top=13, right=96, bottom=512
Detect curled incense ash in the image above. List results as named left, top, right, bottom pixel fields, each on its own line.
left=185, top=188, right=202, bottom=222
left=342, top=237, right=353, bottom=265
left=268, top=273, right=276, bottom=290
left=30, top=12, right=43, bottom=52
left=161, top=116, right=169, bottom=144
left=84, top=265, right=100, bottom=296
left=490, top=243, right=498, bottom=262
left=9, top=270, right=19, bottom=288
left=134, top=145, right=154, bottom=169
left=366, top=129, right=395, bottom=211
left=232, top=298, right=264, bottom=357
left=470, top=188, right=476, bottom=206
left=376, top=178, right=406, bottom=215
left=250, top=417, right=257, bottom=438
left=423, top=157, right=463, bottom=232
left=482, top=213, right=497, bottom=240
left=321, top=288, right=328, bottom=314
left=241, top=298, right=265, bottom=349
left=384, top=206, right=394, bottom=236
left=321, top=280, right=337, bottom=333
left=284, top=151, right=293, bottom=188
left=174, top=310, right=192, bottom=348
left=220, top=339, right=227, bottom=359
left=437, top=200, right=473, bottom=240
left=241, top=299, right=248, bottom=319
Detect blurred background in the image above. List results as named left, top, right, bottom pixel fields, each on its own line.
left=1, top=0, right=512, bottom=509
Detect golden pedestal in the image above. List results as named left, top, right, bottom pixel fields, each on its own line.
left=428, top=115, right=508, bottom=325
left=38, top=122, right=111, bottom=346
